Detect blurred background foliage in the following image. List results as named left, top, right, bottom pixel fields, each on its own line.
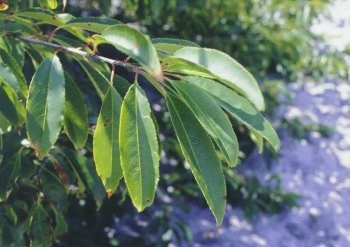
left=1, top=0, right=347, bottom=246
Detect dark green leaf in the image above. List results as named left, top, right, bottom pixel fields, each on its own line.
left=119, top=84, right=159, bottom=211
left=15, top=8, right=66, bottom=26
left=165, top=93, right=226, bottom=225
left=39, top=166, right=68, bottom=211
left=76, top=59, right=110, bottom=99
left=0, top=83, right=25, bottom=127
left=59, top=148, right=106, bottom=207
left=94, top=86, right=123, bottom=195
left=63, top=73, right=88, bottom=149
left=53, top=209, right=68, bottom=241
left=171, top=81, right=239, bottom=167
left=26, top=55, right=65, bottom=158
left=174, top=47, right=265, bottom=110
left=0, top=153, right=21, bottom=201
left=0, top=48, right=28, bottom=98
left=30, top=203, right=51, bottom=247
left=185, top=77, right=280, bottom=151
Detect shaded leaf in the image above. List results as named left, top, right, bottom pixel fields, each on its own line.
left=63, top=73, right=88, bottom=149
left=165, top=92, right=226, bottom=225
left=0, top=153, right=21, bottom=201
left=94, top=86, right=123, bottom=195
left=0, top=48, right=28, bottom=98
left=59, top=148, right=106, bottom=208
left=172, top=81, right=239, bottom=167
left=39, top=166, right=68, bottom=211
left=102, top=24, right=163, bottom=81
left=185, top=77, right=280, bottom=151
left=53, top=209, right=68, bottom=241
left=174, top=47, right=265, bottom=110
left=0, top=83, right=25, bottom=127
left=76, top=59, right=110, bottom=99
left=119, top=84, right=159, bottom=211
left=30, top=203, right=51, bottom=247
left=26, top=55, right=65, bottom=158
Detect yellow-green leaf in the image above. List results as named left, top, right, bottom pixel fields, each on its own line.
left=94, top=86, right=123, bottom=195
left=119, top=84, right=159, bottom=211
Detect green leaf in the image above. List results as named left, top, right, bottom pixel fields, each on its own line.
left=39, top=166, right=68, bottom=211
left=0, top=112, right=11, bottom=134
left=163, top=56, right=216, bottom=78
left=26, top=55, right=65, bottom=158
left=30, top=203, right=51, bottom=247
left=94, top=87, right=123, bottom=195
left=0, top=153, right=21, bottom=201
left=119, top=84, right=159, bottom=211
left=185, top=77, right=280, bottom=151
left=171, top=81, right=239, bottom=167
left=76, top=59, right=110, bottom=99
left=113, top=75, right=131, bottom=98
left=250, top=129, right=264, bottom=153
left=62, top=17, right=120, bottom=33
left=0, top=36, right=25, bottom=68
left=174, top=47, right=265, bottom=111
left=63, top=74, right=88, bottom=149
left=59, top=148, right=106, bottom=208
left=0, top=48, right=28, bottom=98
left=0, top=61, right=22, bottom=95
left=152, top=38, right=199, bottom=54
left=102, top=24, right=163, bottom=81
left=15, top=8, right=66, bottom=26
left=165, top=92, right=226, bottom=226
left=53, top=208, right=68, bottom=241
left=48, top=0, right=58, bottom=9
left=0, top=83, right=25, bottom=127
left=0, top=135, right=2, bottom=165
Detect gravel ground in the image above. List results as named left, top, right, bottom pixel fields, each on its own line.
left=184, top=80, right=350, bottom=247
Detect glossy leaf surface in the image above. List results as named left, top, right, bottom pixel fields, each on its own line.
left=102, top=24, right=163, bottom=80
left=175, top=47, right=265, bottom=110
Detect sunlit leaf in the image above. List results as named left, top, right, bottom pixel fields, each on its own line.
left=185, top=76, right=280, bottom=151
left=62, top=17, right=120, bottom=33
left=174, top=47, right=265, bottom=110
left=102, top=24, right=163, bottom=81
left=152, top=38, right=199, bottom=54
left=119, top=84, right=159, bottom=211
left=94, top=86, right=123, bottom=195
